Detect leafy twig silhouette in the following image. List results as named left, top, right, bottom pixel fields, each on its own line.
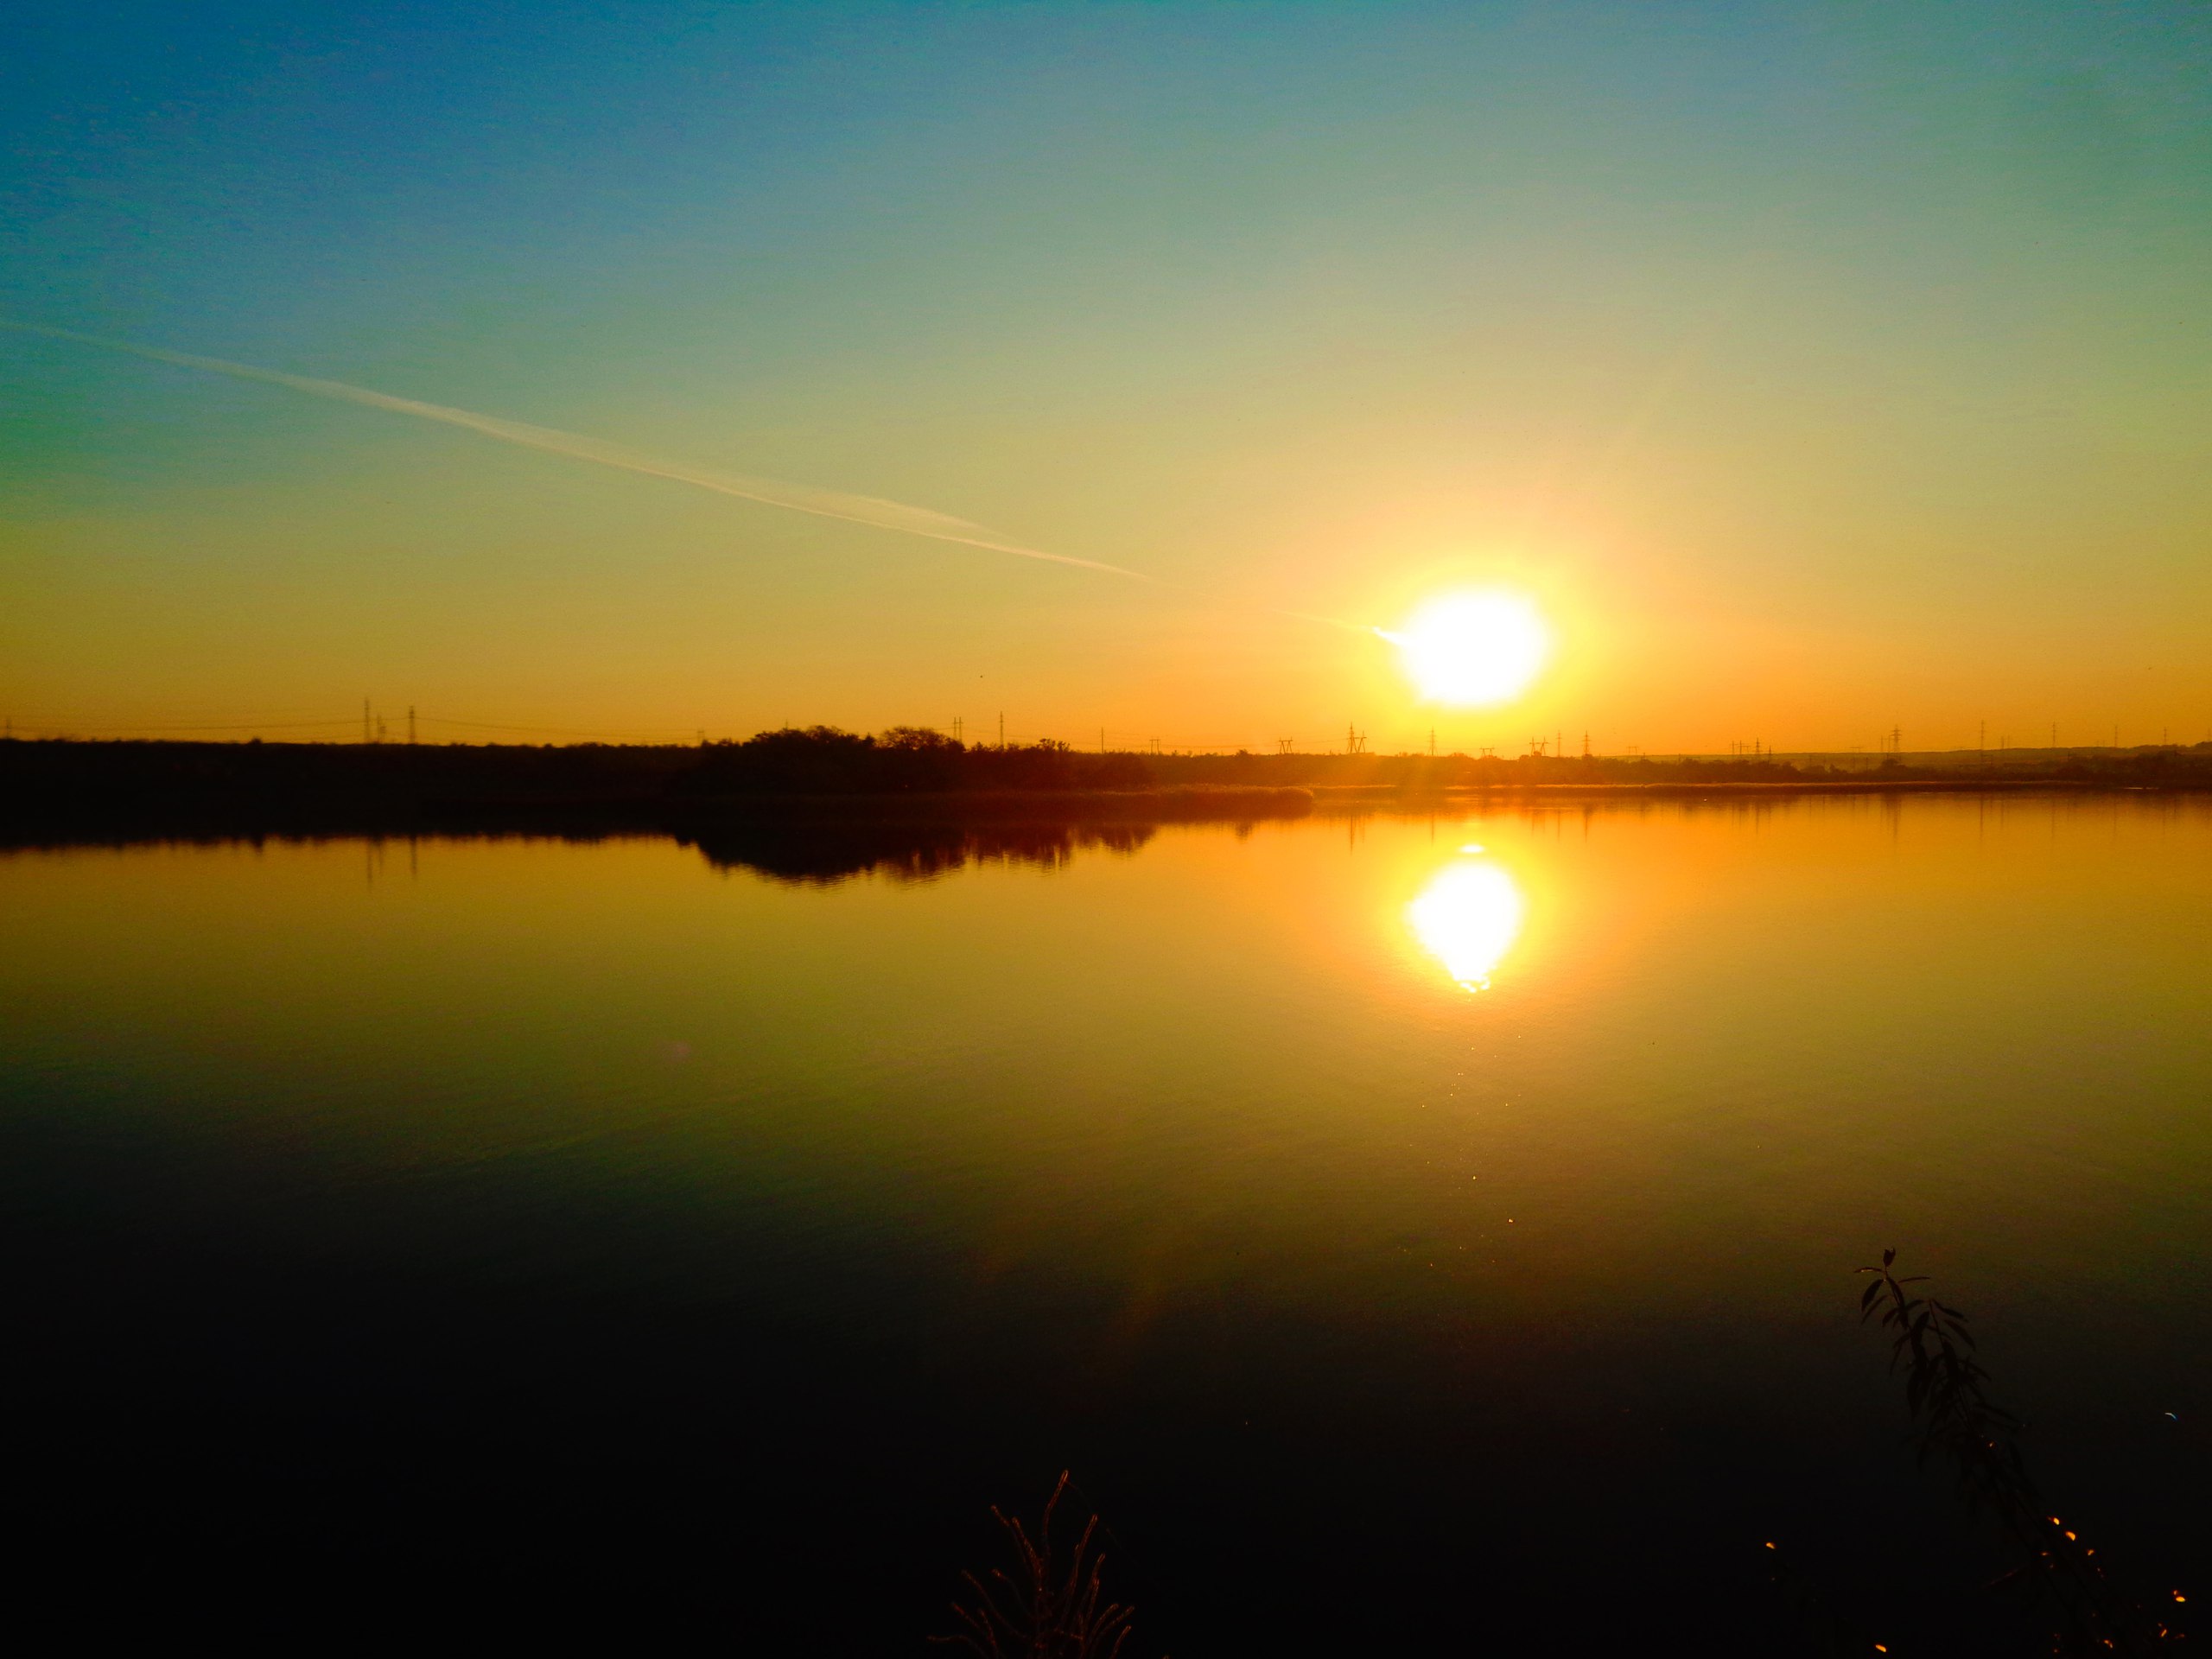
left=1858, top=1249, right=2187, bottom=1654
left=932, top=1471, right=1149, bottom=1659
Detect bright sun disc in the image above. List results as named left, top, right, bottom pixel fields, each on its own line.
left=1387, top=591, right=1550, bottom=706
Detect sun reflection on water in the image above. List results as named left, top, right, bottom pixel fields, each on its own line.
left=1408, top=855, right=1525, bottom=992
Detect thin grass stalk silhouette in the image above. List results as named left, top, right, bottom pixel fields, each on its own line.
left=932, top=1471, right=1146, bottom=1659
left=1858, top=1249, right=2185, bottom=1653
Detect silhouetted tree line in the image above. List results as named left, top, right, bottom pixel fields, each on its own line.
left=0, top=731, right=1160, bottom=834
left=5, top=731, right=2209, bottom=842
left=0, top=735, right=687, bottom=837
left=671, top=727, right=1153, bottom=795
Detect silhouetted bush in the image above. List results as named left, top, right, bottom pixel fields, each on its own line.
left=933, top=1472, right=1152, bottom=1659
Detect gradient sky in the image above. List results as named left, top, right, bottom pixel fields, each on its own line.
left=3, top=1, right=2209, bottom=752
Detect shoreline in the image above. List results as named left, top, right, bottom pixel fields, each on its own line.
left=8, top=779, right=2209, bottom=854
left=1307, top=778, right=2164, bottom=799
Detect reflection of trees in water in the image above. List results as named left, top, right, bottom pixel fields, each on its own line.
left=683, top=820, right=1156, bottom=884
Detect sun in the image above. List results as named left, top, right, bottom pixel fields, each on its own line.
left=1382, top=590, right=1550, bottom=707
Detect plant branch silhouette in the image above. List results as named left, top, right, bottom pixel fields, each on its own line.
left=932, top=1472, right=1148, bottom=1659
left=1858, top=1249, right=2185, bottom=1654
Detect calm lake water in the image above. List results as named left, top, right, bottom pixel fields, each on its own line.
left=5, top=797, right=2208, bottom=1650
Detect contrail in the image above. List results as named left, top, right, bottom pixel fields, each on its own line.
left=1274, top=607, right=1380, bottom=637
left=0, top=320, right=1149, bottom=580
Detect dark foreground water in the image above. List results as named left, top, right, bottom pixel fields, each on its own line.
left=4, top=797, right=2207, bottom=1651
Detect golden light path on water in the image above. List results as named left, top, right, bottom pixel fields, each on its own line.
left=1406, top=847, right=1526, bottom=992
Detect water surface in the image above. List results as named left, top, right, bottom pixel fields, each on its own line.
left=5, top=797, right=2207, bottom=1649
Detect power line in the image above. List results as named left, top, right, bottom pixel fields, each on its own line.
left=414, top=715, right=702, bottom=740
left=0, top=715, right=359, bottom=734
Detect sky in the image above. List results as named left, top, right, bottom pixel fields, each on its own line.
left=3, top=0, right=2209, bottom=753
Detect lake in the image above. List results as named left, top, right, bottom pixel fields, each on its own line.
left=4, top=795, right=2207, bottom=1650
